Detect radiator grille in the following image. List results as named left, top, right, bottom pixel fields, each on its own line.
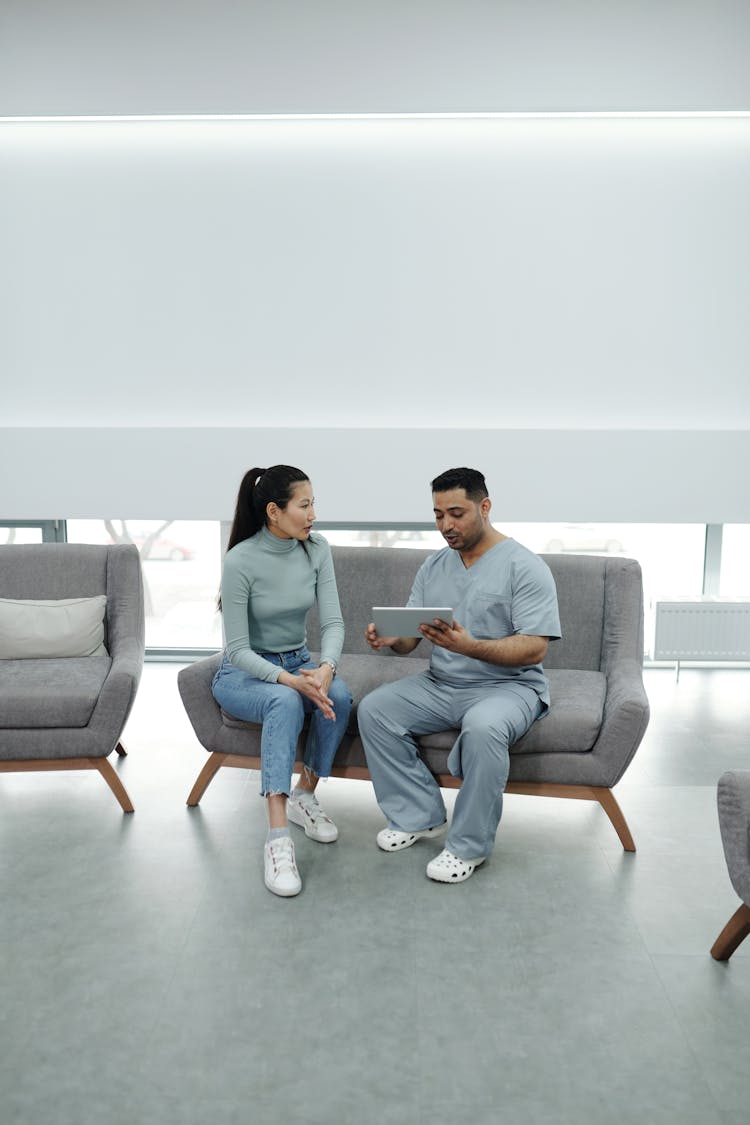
left=654, top=601, right=750, bottom=660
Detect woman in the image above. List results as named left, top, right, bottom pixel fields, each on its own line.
left=212, top=465, right=352, bottom=897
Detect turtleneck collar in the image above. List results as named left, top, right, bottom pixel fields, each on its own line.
left=258, top=525, right=302, bottom=554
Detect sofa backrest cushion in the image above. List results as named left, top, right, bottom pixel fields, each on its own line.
left=309, top=546, right=429, bottom=657
left=540, top=553, right=604, bottom=671
left=308, top=545, right=643, bottom=673
left=0, top=543, right=110, bottom=599
left=0, top=595, right=107, bottom=658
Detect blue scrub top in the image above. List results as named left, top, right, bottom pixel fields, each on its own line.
left=407, top=538, right=562, bottom=703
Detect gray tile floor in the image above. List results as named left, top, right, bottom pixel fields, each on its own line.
left=1, top=665, right=749, bottom=1124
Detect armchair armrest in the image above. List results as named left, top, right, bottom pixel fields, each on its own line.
left=177, top=655, right=224, bottom=753
left=589, top=657, right=650, bottom=787
left=717, top=770, right=750, bottom=906
left=87, top=639, right=145, bottom=753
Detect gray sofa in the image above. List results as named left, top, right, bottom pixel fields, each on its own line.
left=711, top=770, right=750, bottom=960
left=179, top=545, right=650, bottom=850
left=0, top=543, right=145, bottom=811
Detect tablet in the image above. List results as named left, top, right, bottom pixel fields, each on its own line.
left=372, top=607, right=454, bottom=638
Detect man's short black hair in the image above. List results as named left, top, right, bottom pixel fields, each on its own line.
left=430, top=467, right=489, bottom=502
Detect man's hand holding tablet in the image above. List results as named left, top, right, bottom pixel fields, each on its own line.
left=372, top=607, right=454, bottom=639
left=366, top=608, right=455, bottom=656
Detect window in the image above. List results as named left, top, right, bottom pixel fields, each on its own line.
left=323, top=522, right=707, bottom=656
left=720, top=525, right=750, bottom=597
left=9, top=518, right=710, bottom=658
left=66, top=520, right=223, bottom=651
left=0, top=520, right=61, bottom=544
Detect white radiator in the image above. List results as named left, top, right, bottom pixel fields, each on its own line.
left=654, top=601, right=750, bottom=661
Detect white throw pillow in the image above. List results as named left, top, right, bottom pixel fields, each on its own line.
left=0, top=596, right=107, bottom=659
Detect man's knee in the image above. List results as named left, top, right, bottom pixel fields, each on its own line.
left=357, top=683, right=406, bottom=740
left=461, top=716, right=515, bottom=752
left=453, top=718, right=514, bottom=785
left=356, top=690, right=380, bottom=734
left=462, top=693, right=538, bottom=754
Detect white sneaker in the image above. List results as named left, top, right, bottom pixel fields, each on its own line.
left=287, top=792, right=338, bottom=843
left=376, top=821, right=447, bottom=852
left=264, top=836, right=302, bottom=897
left=426, top=848, right=485, bottom=883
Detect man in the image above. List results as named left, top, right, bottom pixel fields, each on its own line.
left=358, top=467, right=561, bottom=884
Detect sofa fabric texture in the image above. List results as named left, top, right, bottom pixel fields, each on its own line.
left=179, top=546, right=649, bottom=792
left=0, top=655, right=113, bottom=728
left=717, top=770, right=750, bottom=908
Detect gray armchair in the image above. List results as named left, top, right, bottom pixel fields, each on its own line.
left=0, top=543, right=144, bottom=812
left=711, top=770, right=750, bottom=960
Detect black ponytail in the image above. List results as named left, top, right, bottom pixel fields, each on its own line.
left=218, top=464, right=310, bottom=610
left=226, top=465, right=310, bottom=552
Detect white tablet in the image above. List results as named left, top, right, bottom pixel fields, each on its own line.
left=372, top=607, right=454, bottom=639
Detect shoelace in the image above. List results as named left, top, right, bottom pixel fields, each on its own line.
left=295, top=794, right=331, bottom=824
left=269, top=837, right=297, bottom=873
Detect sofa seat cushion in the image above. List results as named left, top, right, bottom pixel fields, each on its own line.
left=416, top=668, right=606, bottom=756
left=217, top=661, right=605, bottom=756
left=0, top=656, right=112, bottom=729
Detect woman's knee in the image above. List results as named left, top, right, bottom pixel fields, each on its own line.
left=267, top=686, right=305, bottom=723
left=330, top=677, right=353, bottom=714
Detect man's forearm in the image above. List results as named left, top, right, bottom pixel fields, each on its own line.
left=467, top=634, right=549, bottom=667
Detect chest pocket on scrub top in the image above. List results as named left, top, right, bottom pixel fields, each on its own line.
left=469, top=593, right=514, bottom=639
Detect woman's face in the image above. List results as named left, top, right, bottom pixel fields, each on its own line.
left=267, top=480, right=316, bottom=541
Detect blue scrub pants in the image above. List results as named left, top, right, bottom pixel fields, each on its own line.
left=357, top=670, right=543, bottom=860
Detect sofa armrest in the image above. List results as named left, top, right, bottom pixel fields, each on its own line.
left=589, top=657, right=650, bottom=787
left=86, top=644, right=144, bottom=753
left=108, top=635, right=145, bottom=683
left=177, top=654, right=224, bottom=753
left=717, top=770, right=750, bottom=906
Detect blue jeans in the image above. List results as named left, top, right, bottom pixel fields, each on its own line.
left=211, top=648, right=352, bottom=796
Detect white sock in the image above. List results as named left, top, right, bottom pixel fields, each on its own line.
left=267, top=827, right=290, bottom=842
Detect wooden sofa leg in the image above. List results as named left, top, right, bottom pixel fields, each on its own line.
left=711, top=903, right=750, bottom=961
left=504, top=782, right=637, bottom=852
left=114, top=742, right=127, bottom=757
left=187, top=753, right=227, bottom=807
left=596, top=789, right=636, bottom=852
left=94, top=757, right=135, bottom=813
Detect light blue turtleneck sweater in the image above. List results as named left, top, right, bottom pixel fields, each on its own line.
left=220, top=527, right=345, bottom=682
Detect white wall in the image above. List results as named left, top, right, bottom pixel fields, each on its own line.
left=1, top=428, right=748, bottom=524
left=3, top=117, right=750, bottom=431
left=2, top=3, right=749, bottom=523
left=3, top=0, right=750, bottom=114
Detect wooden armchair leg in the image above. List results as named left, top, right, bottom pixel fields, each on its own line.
left=596, top=788, right=636, bottom=852
left=187, top=753, right=227, bottom=807
left=711, top=903, right=750, bottom=961
left=114, top=742, right=128, bottom=757
left=94, top=757, right=135, bottom=813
